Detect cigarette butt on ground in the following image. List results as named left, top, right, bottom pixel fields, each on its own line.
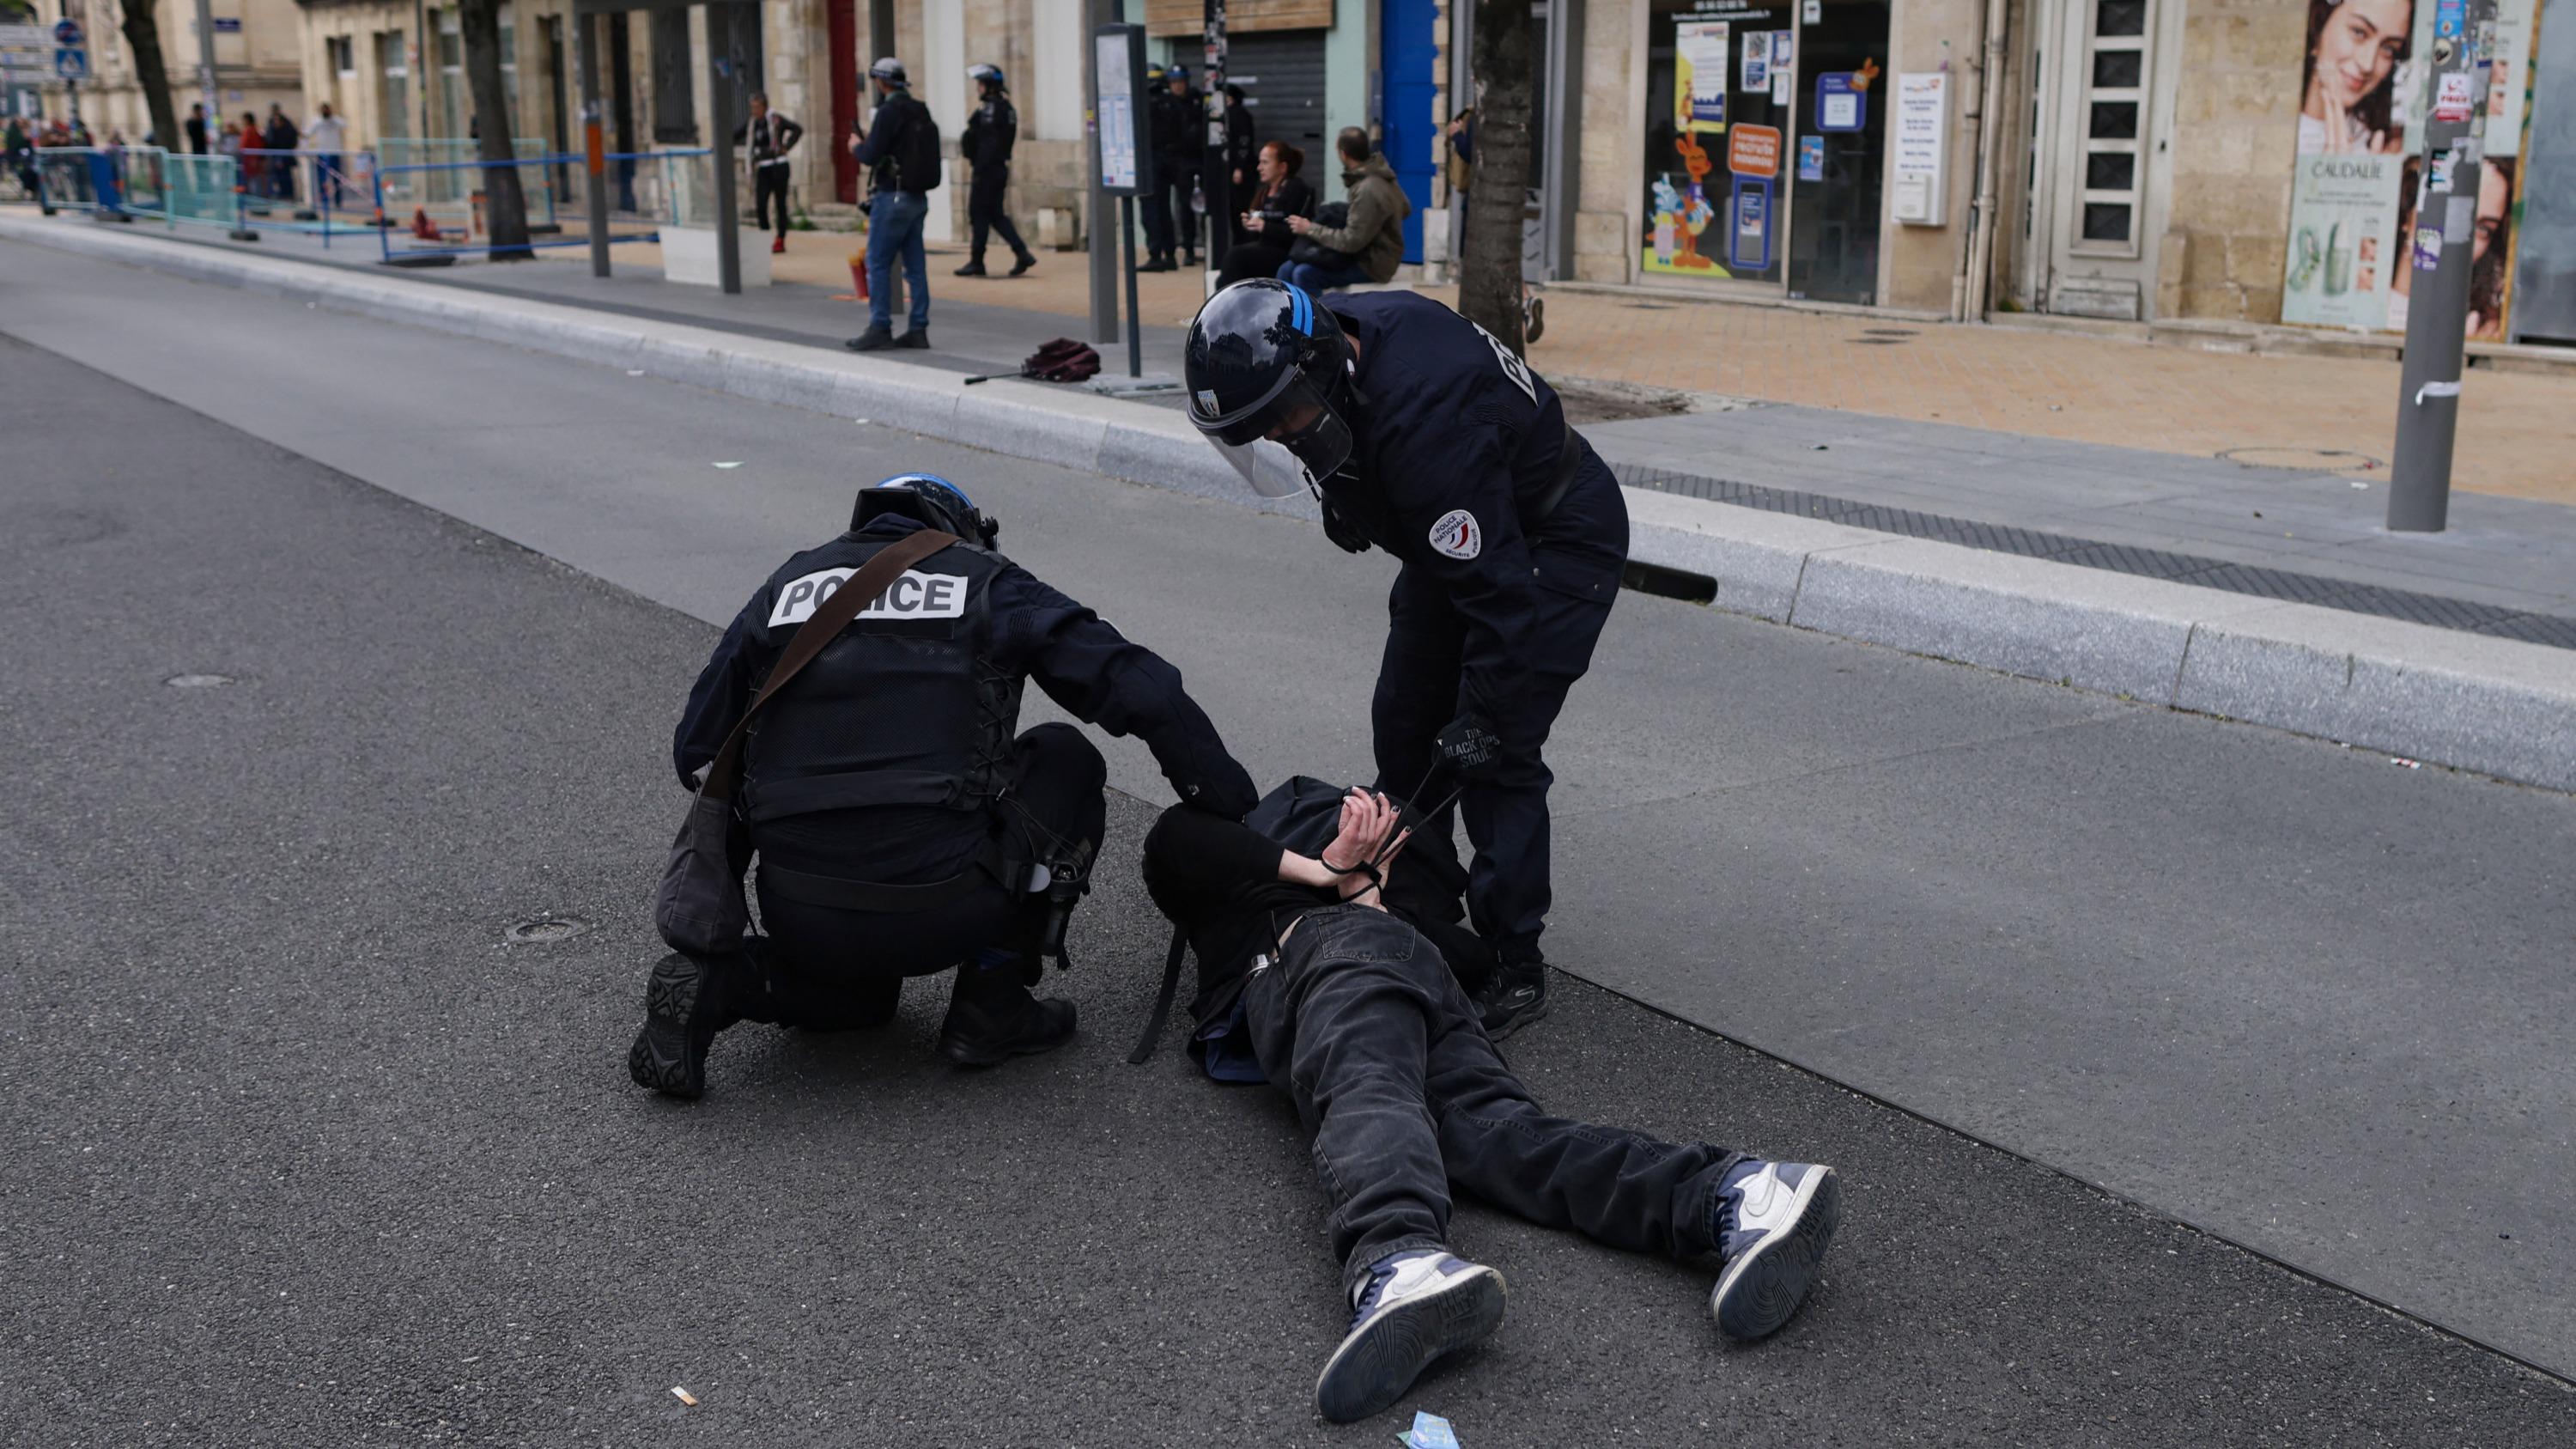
left=671, top=1386, right=698, bottom=1407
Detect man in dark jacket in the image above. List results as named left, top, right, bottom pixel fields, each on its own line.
left=1142, top=67, right=1202, bottom=271
left=1281, top=127, right=1411, bottom=290
left=629, top=473, right=1259, bottom=1100
left=1142, top=787, right=1840, bottom=1423
left=1184, top=278, right=1627, bottom=1042
left=845, top=57, right=938, bottom=351
left=954, top=62, right=1036, bottom=277
left=262, top=107, right=299, bottom=201
left=733, top=91, right=803, bottom=253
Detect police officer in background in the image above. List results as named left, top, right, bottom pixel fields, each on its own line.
left=955, top=63, right=1036, bottom=277
left=1181, top=280, right=1629, bottom=1039
left=629, top=474, right=1259, bottom=1099
left=1142, top=65, right=1202, bottom=271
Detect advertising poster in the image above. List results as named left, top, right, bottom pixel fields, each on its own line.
left=1742, top=32, right=1769, bottom=92
left=2280, top=0, right=2527, bottom=335
left=1677, top=21, right=1732, bottom=131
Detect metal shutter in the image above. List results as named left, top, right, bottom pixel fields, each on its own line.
left=1224, top=29, right=1329, bottom=154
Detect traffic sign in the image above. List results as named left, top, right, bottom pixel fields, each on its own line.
left=56, top=46, right=88, bottom=81
left=53, top=17, right=82, bottom=46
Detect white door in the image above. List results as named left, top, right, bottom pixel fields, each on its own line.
left=2027, top=0, right=2178, bottom=319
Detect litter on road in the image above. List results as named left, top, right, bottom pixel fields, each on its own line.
left=1399, top=1410, right=1461, bottom=1448
left=670, top=1386, right=698, bottom=1406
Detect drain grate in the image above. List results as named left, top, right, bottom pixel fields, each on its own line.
left=1607, top=460, right=2576, bottom=648
left=505, top=916, right=592, bottom=945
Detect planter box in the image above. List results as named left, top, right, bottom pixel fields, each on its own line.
left=659, top=225, right=773, bottom=288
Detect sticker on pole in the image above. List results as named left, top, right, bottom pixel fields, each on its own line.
left=2412, top=227, right=2444, bottom=271
left=2433, top=72, right=2475, bottom=123
left=1427, top=509, right=1483, bottom=560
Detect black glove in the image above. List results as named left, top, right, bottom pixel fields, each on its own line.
left=1321, top=499, right=1372, bottom=555
left=1177, top=749, right=1261, bottom=819
left=1436, top=712, right=1505, bottom=782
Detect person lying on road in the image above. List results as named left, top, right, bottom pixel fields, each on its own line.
left=1141, top=785, right=1842, bottom=1423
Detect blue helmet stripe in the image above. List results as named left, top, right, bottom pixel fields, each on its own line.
left=1289, top=283, right=1313, bottom=338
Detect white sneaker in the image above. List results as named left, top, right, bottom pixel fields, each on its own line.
left=1710, top=1160, right=1841, bottom=1340
left=1313, top=1251, right=1506, bottom=1423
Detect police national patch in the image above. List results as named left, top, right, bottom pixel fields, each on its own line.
left=1427, top=508, right=1483, bottom=560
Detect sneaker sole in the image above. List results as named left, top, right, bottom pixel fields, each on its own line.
left=1711, top=1166, right=1841, bottom=1340
left=1313, top=1265, right=1507, bottom=1423
left=626, top=959, right=711, bottom=1099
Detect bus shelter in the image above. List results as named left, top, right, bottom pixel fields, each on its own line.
left=573, top=0, right=756, bottom=293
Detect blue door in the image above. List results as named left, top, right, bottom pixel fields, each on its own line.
left=1381, top=0, right=1439, bottom=265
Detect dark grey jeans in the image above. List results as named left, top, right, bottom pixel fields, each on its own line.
left=1242, top=904, right=1746, bottom=1297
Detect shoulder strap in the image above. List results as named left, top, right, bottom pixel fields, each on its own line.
left=699, top=528, right=957, bottom=803
left=1127, top=923, right=1192, bottom=1065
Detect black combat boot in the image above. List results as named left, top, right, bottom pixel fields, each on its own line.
left=627, top=951, right=743, bottom=1099
left=937, top=958, right=1076, bottom=1068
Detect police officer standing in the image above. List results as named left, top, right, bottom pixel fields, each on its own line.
left=1142, top=66, right=1203, bottom=272
left=630, top=474, right=1259, bottom=1099
left=954, top=64, right=1036, bottom=278
left=1181, top=280, right=1628, bottom=1039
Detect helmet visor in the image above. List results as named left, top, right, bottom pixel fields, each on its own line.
left=1201, top=371, right=1353, bottom=497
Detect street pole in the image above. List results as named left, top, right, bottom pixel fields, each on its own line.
left=1200, top=0, right=1227, bottom=288
left=190, top=0, right=216, bottom=154
left=415, top=0, right=431, bottom=143
left=579, top=12, right=609, bottom=277
left=1085, top=0, right=1118, bottom=345
left=2387, top=0, right=2499, bottom=533
left=707, top=26, right=738, bottom=295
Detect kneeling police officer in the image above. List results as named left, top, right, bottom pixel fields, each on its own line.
left=629, top=473, right=1258, bottom=1099
left=1182, top=279, right=1630, bottom=1039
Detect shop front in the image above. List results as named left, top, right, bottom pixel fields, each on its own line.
left=1639, top=0, right=1894, bottom=304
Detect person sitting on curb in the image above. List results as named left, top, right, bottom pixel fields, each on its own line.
left=1279, top=126, right=1412, bottom=294
left=1140, top=784, right=1843, bottom=1423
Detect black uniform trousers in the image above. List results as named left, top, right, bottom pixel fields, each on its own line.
left=966, top=164, right=1030, bottom=265
left=1370, top=454, right=1626, bottom=960
left=750, top=723, right=1106, bottom=1014
left=1145, top=163, right=1198, bottom=259
left=753, top=161, right=792, bottom=240
left=1243, top=904, right=1744, bottom=1298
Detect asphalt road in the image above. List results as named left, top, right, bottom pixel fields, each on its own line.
left=3, top=241, right=2573, bottom=1443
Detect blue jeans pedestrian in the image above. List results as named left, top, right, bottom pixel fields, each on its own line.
left=313, top=153, right=341, bottom=210
left=866, top=189, right=931, bottom=334
left=1278, top=253, right=1373, bottom=293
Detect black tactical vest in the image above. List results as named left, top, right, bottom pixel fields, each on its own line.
left=740, top=537, right=1023, bottom=829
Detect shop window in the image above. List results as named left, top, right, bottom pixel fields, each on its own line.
left=2088, top=100, right=2137, bottom=140
left=2082, top=202, right=2130, bottom=242
left=2090, top=50, right=2140, bottom=88
left=2086, top=151, right=2134, bottom=191
left=2094, top=0, right=2145, bottom=38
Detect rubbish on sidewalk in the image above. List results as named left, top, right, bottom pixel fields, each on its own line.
left=669, top=1386, right=698, bottom=1406
left=2390, top=757, right=2421, bottom=770
left=713, top=461, right=744, bottom=470
left=627, top=369, right=646, bottom=376
left=1397, top=1411, right=1460, bottom=1449
left=964, top=338, right=1102, bottom=386
left=830, top=248, right=868, bottom=303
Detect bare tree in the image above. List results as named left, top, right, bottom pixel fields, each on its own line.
left=459, top=0, right=532, bottom=259
left=114, top=0, right=180, bottom=154
left=1459, top=0, right=1533, bottom=356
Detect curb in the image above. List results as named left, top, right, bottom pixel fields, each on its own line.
left=9, top=214, right=2573, bottom=794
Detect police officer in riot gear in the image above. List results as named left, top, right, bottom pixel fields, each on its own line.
left=629, top=473, right=1259, bottom=1099
left=955, top=63, right=1036, bottom=277
left=1182, top=279, right=1629, bottom=1039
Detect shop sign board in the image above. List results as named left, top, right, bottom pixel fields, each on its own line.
left=1728, top=123, right=1782, bottom=178
left=1891, top=72, right=1947, bottom=225
left=1814, top=73, right=1863, bottom=132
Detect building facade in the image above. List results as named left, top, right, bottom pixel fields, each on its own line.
left=25, top=0, right=307, bottom=140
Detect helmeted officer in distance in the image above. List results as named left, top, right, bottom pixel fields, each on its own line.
left=629, top=474, right=1259, bottom=1099
left=1182, top=279, right=1629, bottom=1039
left=955, top=63, right=1036, bottom=278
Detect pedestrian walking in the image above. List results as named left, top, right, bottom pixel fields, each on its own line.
left=733, top=92, right=803, bottom=253
left=1142, top=66, right=1202, bottom=271
left=237, top=111, right=264, bottom=197
left=954, top=63, right=1036, bottom=277
left=263, top=107, right=299, bottom=201
left=184, top=103, right=208, bottom=156
left=843, top=57, right=940, bottom=353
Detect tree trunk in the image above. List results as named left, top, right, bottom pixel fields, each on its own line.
left=459, top=0, right=532, bottom=259
left=1460, top=0, right=1534, bottom=356
left=116, top=1, right=180, bottom=155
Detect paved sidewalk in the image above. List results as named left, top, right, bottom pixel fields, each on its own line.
left=57, top=210, right=2571, bottom=630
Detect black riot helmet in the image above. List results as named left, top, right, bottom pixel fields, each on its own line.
left=1183, top=278, right=1358, bottom=498
left=852, top=472, right=999, bottom=548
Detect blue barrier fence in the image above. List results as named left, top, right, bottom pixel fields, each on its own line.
left=373, top=149, right=709, bottom=263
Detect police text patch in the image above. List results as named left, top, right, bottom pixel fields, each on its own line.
left=769, top=568, right=970, bottom=627
left=1427, top=509, right=1483, bottom=560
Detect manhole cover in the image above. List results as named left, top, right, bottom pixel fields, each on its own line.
left=505, top=916, right=592, bottom=944
left=165, top=673, right=237, bottom=688
left=2217, top=446, right=2384, bottom=471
